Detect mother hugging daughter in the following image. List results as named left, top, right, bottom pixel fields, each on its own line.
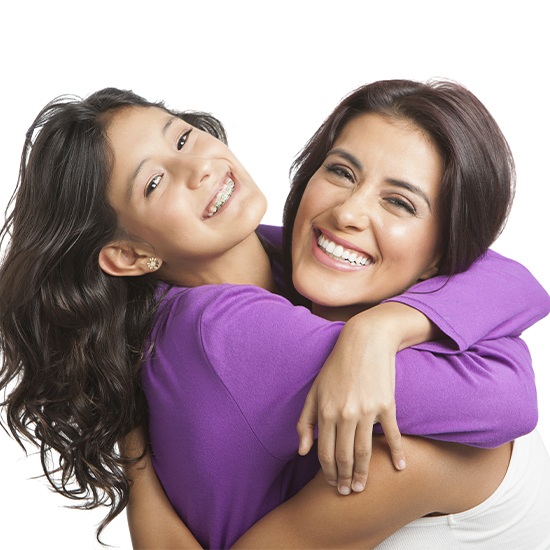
left=1, top=79, right=549, bottom=548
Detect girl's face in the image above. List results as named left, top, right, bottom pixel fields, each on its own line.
left=292, top=113, right=443, bottom=320
left=105, top=106, right=267, bottom=285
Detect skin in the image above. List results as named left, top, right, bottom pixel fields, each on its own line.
left=120, top=110, right=512, bottom=547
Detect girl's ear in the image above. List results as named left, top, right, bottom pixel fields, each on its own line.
left=99, top=241, right=159, bottom=277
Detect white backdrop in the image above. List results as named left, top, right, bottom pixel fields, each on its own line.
left=1, top=1, right=548, bottom=548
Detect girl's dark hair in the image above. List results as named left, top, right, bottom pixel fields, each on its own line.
left=283, top=79, right=515, bottom=305
left=0, top=88, right=227, bottom=540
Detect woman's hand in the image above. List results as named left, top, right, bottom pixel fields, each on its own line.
left=297, top=302, right=441, bottom=495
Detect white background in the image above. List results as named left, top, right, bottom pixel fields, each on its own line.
left=1, top=1, right=548, bottom=548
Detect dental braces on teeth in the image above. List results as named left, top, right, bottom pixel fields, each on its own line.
left=207, top=179, right=235, bottom=217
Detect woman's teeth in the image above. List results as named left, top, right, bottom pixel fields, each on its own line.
left=207, top=179, right=235, bottom=217
left=317, top=234, right=372, bottom=266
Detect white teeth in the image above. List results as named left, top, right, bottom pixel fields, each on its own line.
left=317, top=234, right=372, bottom=266
left=207, top=179, right=235, bottom=217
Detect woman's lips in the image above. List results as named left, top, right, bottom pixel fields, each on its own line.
left=313, top=228, right=373, bottom=270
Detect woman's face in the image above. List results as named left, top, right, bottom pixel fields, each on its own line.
left=292, top=113, right=443, bottom=320
left=105, top=106, right=267, bottom=284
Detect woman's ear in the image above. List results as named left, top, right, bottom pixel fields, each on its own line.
left=99, top=241, right=159, bottom=277
left=417, top=262, right=440, bottom=282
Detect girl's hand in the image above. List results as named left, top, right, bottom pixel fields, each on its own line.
left=297, top=302, right=440, bottom=495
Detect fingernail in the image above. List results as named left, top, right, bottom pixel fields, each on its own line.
left=338, top=485, right=351, bottom=495
left=398, top=459, right=406, bottom=470
left=328, top=479, right=337, bottom=487
left=352, top=481, right=364, bottom=492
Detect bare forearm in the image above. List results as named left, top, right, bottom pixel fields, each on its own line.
left=122, top=428, right=203, bottom=549
left=345, top=301, right=442, bottom=352
left=232, top=435, right=509, bottom=549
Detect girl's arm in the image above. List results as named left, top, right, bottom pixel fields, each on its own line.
left=232, top=435, right=512, bottom=549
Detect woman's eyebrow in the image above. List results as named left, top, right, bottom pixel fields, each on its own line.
left=387, top=178, right=432, bottom=210
left=126, top=116, right=178, bottom=200
left=326, top=148, right=363, bottom=171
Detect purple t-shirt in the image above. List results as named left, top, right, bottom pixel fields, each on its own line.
left=142, top=225, right=549, bottom=549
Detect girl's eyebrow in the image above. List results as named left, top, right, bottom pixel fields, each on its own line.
left=126, top=116, right=178, bottom=200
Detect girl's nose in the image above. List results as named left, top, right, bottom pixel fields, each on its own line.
left=176, top=156, right=212, bottom=189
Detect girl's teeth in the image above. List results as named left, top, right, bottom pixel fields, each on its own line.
left=207, top=179, right=235, bottom=217
left=317, top=234, right=371, bottom=266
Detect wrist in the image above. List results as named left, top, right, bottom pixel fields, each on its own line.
left=347, top=302, right=437, bottom=351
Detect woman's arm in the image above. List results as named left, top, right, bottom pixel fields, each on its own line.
left=297, top=301, right=440, bottom=494
left=297, top=250, right=549, bottom=494
left=123, top=432, right=511, bottom=549
left=390, top=249, right=550, bottom=349
left=121, top=427, right=202, bottom=550
left=232, top=435, right=512, bottom=549
left=144, top=285, right=541, bottom=546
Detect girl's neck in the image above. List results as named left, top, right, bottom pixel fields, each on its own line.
left=163, top=231, right=276, bottom=292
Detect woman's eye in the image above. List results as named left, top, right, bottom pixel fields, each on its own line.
left=387, top=197, right=416, bottom=215
left=177, top=129, right=193, bottom=150
left=325, top=164, right=354, bottom=183
left=145, top=174, right=162, bottom=197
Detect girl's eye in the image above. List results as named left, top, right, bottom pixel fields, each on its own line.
left=387, top=197, right=416, bottom=215
left=145, top=174, right=162, bottom=197
left=325, top=164, right=355, bottom=183
left=177, top=129, right=193, bottom=151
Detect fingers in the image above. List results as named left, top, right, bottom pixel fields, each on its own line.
left=316, top=416, right=338, bottom=488
left=296, top=391, right=318, bottom=456
left=380, top=413, right=406, bottom=472
left=320, top=408, right=406, bottom=497
left=349, top=419, right=372, bottom=494
left=334, top=417, right=364, bottom=495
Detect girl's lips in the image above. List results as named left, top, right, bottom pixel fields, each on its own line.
left=202, top=174, right=236, bottom=219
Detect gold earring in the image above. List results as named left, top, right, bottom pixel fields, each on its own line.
left=147, top=257, right=160, bottom=271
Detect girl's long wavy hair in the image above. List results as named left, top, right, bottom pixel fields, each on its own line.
left=0, top=88, right=227, bottom=539
left=283, top=79, right=516, bottom=306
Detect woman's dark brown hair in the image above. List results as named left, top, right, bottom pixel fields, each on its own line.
left=0, top=88, right=227, bottom=540
left=283, top=79, right=515, bottom=305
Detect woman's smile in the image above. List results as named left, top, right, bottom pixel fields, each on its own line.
left=313, top=228, right=373, bottom=271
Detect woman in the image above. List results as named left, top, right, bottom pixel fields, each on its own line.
left=0, top=82, right=547, bottom=547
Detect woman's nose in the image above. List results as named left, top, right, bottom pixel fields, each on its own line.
left=331, top=192, right=371, bottom=232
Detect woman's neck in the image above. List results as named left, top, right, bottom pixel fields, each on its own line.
left=311, top=302, right=371, bottom=322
